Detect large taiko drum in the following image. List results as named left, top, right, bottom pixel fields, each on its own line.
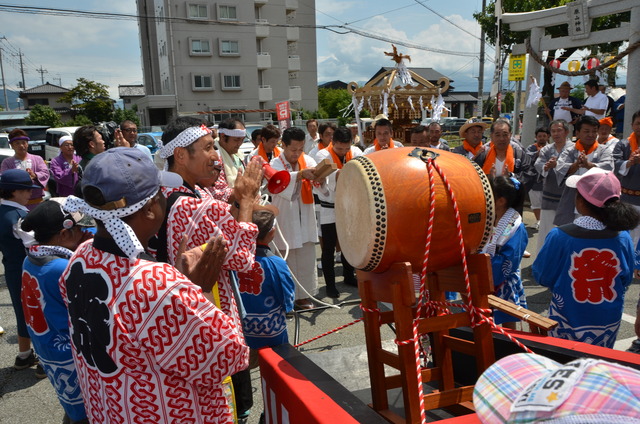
left=335, top=147, right=494, bottom=273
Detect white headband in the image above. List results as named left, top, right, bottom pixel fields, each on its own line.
left=158, top=124, right=211, bottom=159
left=64, top=192, right=157, bottom=260
left=218, top=128, right=247, bottom=138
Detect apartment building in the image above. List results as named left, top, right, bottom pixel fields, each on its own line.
left=135, top=0, right=318, bottom=126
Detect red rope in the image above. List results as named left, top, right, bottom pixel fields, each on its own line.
left=293, top=317, right=364, bottom=348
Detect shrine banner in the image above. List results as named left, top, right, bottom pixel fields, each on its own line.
left=276, top=101, right=291, bottom=131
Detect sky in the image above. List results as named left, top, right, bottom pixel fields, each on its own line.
left=0, top=1, right=626, bottom=110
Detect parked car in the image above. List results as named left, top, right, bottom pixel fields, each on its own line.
left=137, top=132, right=162, bottom=154
left=441, top=118, right=468, bottom=135
left=241, top=124, right=263, bottom=159
left=45, top=127, right=81, bottom=160
left=2, top=125, right=49, bottom=159
left=0, top=146, right=13, bottom=163
left=0, top=132, right=8, bottom=148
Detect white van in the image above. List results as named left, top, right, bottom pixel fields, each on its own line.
left=45, top=127, right=81, bottom=161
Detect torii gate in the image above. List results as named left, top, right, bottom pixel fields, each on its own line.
left=503, top=0, right=640, bottom=144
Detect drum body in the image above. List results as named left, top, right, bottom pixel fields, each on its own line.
left=335, top=147, right=494, bottom=273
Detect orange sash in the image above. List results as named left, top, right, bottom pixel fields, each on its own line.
left=482, top=143, right=514, bottom=175
left=629, top=132, right=638, bottom=152
left=575, top=140, right=599, bottom=155
left=327, top=143, right=352, bottom=169
left=463, top=140, right=483, bottom=156
left=373, top=139, right=395, bottom=151
left=258, top=143, right=281, bottom=162
left=297, top=156, right=314, bottom=204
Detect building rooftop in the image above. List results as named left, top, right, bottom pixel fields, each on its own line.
left=20, top=83, right=69, bottom=96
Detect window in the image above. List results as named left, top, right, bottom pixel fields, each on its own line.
left=219, top=40, right=239, bottom=56
left=190, top=38, right=211, bottom=55
left=192, top=74, right=214, bottom=91
left=187, top=4, right=208, bottom=19
left=221, top=74, right=241, bottom=90
left=218, top=5, right=237, bottom=20
left=28, top=98, right=49, bottom=106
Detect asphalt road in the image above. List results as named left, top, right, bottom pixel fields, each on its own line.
left=1, top=208, right=639, bottom=423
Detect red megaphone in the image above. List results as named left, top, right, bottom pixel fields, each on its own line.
left=253, top=157, right=290, bottom=194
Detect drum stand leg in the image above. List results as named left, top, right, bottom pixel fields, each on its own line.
left=358, top=255, right=496, bottom=423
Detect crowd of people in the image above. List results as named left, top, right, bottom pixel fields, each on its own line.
left=0, top=78, right=639, bottom=423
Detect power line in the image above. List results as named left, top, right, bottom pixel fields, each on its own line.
left=0, top=3, right=479, bottom=58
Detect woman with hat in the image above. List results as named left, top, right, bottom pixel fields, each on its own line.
left=0, top=128, right=49, bottom=210
left=20, top=199, right=93, bottom=423
left=0, top=168, right=43, bottom=374
left=533, top=167, right=639, bottom=348
left=50, top=135, right=81, bottom=197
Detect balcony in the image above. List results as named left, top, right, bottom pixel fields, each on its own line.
left=288, top=55, right=300, bottom=71
left=255, top=19, right=269, bottom=38
left=289, top=86, right=301, bottom=101
left=285, top=0, right=298, bottom=10
left=286, top=26, right=299, bottom=41
left=255, top=0, right=268, bottom=4
left=257, top=52, right=271, bottom=69
left=259, top=86, right=273, bottom=102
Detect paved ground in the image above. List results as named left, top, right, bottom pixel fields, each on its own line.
left=1, top=208, right=639, bottom=423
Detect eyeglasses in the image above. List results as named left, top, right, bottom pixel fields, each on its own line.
left=122, top=128, right=138, bottom=133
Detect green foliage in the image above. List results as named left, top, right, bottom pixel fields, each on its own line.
left=113, top=108, right=140, bottom=126
left=571, top=84, right=585, bottom=101
left=60, top=78, right=114, bottom=123
left=66, top=114, right=93, bottom=126
left=318, top=88, right=352, bottom=119
left=24, top=104, right=62, bottom=127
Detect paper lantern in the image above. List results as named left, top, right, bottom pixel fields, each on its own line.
left=605, top=55, right=617, bottom=68
left=586, top=57, right=600, bottom=70
left=549, top=59, right=561, bottom=69
left=568, top=60, right=581, bottom=72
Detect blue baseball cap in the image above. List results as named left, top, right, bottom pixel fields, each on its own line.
left=81, top=147, right=181, bottom=210
left=0, top=169, right=41, bottom=191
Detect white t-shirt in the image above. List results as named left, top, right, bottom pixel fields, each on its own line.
left=552, top=97, right=574, bottom=122
left=584, top=91, right=609, bottom=120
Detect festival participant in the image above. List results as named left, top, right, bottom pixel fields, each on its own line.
left=308, top=122, right=336, bottom=159
left=73, top=125, right=106, bottom=170
left=426, top=122, right=450, bottom=150
left=270, top=127, right=328, bottom=310
left=346, top=123, right=361, bottom=148
left=49, top=135, right=81, bottom=197
left=304, top=118, right=320, bottom=154
left=115, top=120, right=152, bottom=160
left=409, top=125, right=428, bottom=147
left=1, top=129, right=49, bottom=209
left=0, top=169, right=43, bottom=376
left=481, top=176, right=528, bottom=330
left=245, top=124, right=282, bottom=164
left=562, top=79, right=608, bottom=120
left=212, top=118, right=248, bottom=203
left=613, top=110, right=640, bottom=245
left=60, top=147, right=249, bottom=424
left=533, top=168, right=638, bottom=348
left=534, top=120, right=574, bottom=253
left=452, top=117, right=488, bottom=159
left=363, top=118, right=403, bottom=154
left=544, top=81, right=582, bottom=127
left=238, top=207, right=295, bottom=368
left=553, top=115, right=613, bottom=226
left=525, top=127, right=550, bottom=229
left=475, top=119, right=531, bottom=182
left=314, top=126, right=362, bottom=297
left=599, top=83, right=616, bottom=117
left=597, top=116, right=619, bottom=152
left=20, top=199, right=93, bottom=424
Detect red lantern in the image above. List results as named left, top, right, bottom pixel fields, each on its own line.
left=587, top=57, right=600, bottom=70
left=550, top=59, right=561, bottom=69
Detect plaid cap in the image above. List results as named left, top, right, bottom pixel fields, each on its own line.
left=473, top=353, right=640, bottom=423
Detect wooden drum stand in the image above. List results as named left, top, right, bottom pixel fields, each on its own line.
left=357, top=255, right=496, bottom=424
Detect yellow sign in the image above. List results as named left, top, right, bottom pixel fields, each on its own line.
left=508, top=54, right=526, bottom=81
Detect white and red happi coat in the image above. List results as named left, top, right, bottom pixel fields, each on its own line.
left=161, top=184, right=258, bottom=329
left=60, top=238, right=249, bottom=424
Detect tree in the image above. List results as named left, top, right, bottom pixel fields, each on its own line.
left=66, top=114, right=93, bottom=126
left=113, top=107, right=140, bottom=127
left=24, top=104, right=62, bottom=127
left=59, top=78, right=114, bottom=123
left=474, top=1, right=630, bottom=100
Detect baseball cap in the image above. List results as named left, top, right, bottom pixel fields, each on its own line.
left=21, top=199, right=93, bottom=241
left=81, top=147, right=181, bottom=210
left=565, top=167, right=620, bottom=208
left=473, top=353, right=640, bottom=423
left=0, top=169, right=41, bottom=190
left=58, top=135, right=73, bottom=146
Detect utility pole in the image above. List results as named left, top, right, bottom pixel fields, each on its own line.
left=36, top=66, right=48, bottom=85
left=477, top=0, right=486, bottom=117
left=15, top=49, right=25, bottom=90
left=0, top=47, right=9, bottom=110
